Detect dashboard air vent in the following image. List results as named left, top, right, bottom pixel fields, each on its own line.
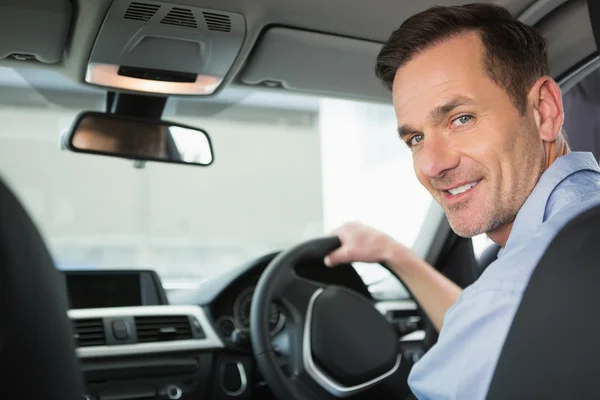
left=72, top=318, right=106, bottom=347
left=161, top=7, right=198, bottom=28
left=135, top=315, right=193, bottom=342
left=385, top=308, right=422, bottom=337
left=124, top=1, right=160, bottom=22
left=203, top=12, right=231, bottom=32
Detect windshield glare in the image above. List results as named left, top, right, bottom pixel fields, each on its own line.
left=0, top=67, right=431, bottom=300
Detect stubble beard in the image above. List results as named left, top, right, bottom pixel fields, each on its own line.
left=446, top=196, right=516, bottom=238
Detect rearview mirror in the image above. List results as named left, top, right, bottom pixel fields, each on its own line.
left=66, top=111, right=214, bottom=166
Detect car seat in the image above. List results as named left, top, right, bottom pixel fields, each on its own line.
left=486, top=203, right=600, bottom=399
left=0, top=177, right=83, bottom=398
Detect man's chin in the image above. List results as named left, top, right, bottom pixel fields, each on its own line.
left=440, top=197, right=498, bottom=237
left=447, top=210, right=514, bottom=239
left=449, top=224, right=484, bottom=238
left=446, top=212, right=487, bottom=238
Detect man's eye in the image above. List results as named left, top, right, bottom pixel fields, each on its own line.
left=452, top=115, right=473, bottom=127
left=409, top=134, right=424, bottom=147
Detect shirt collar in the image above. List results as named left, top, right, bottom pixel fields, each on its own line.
left=500, top=152, right=600, bottom=255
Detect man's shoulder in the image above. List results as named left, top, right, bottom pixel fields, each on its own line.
left=485, top=169, right=600, bottom=286
left=545, top=168, right=600, bottom=221
left=475, top=232, right=553, bottom=293
left=408, top=281, right=521, bottom=399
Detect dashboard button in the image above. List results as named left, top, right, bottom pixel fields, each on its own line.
left=111, top=319, right=130, bottom=341
left=164, top=385, right=183, bottom=400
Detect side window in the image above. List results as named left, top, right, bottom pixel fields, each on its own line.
left=472, top=234, right=495, bottom=260
left=562, top=67, right=600, bottom=161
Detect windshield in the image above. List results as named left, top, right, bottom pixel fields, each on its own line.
left=0, top=67, right=431, bottom=300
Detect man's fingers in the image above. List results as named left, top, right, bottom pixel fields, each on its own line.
left=324, top=222, right=364, bottom=266
left=324, top=246, right=350, bottom=267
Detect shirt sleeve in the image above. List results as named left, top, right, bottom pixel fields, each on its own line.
left=407, top=287, right=522, bottom=400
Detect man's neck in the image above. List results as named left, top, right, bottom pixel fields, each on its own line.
left=545, top=134, right=570, bottom=169
left=487, top=222, right=513, bottom=248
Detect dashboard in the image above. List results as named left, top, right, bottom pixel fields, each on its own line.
left=64, top=252, right=424, bottom=400
left=204, top=253, right=373, bottom=346
left=214, top=284, right=286, bottom=338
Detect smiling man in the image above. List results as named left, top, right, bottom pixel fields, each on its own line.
left=324, top=3, right=600, bottom=399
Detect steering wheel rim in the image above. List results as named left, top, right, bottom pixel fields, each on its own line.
left=250, top=237, right=402, bottom=400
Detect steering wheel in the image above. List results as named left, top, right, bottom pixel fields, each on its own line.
left=250, top=237, right=404, bottom=400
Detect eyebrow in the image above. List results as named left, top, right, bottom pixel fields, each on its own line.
left=397, top=96, right=476, bottom=139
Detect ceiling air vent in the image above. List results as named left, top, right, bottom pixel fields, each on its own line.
left=161, top=7, right=198, bottom=28
left=123, top=1, right=161, bottom=22
left=134, top=315, right=193, bottom=342
left=72, top=318, right=106, bottom=347
left=203, top=12, right=231, bottom=33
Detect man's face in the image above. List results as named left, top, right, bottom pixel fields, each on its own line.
left=393, top=32, right=545, bottom=237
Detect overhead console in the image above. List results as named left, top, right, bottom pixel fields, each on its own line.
left=240, top=27, right=392, bottom=103
left=86, top=0, right=245, bottom=95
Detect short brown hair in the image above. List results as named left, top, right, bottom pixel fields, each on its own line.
left=375, top=4, right=549, bottom=114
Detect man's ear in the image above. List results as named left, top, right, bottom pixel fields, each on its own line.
left=529, top=76, right=564, bottom=143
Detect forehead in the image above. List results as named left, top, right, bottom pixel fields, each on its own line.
left=392, top=32, right=497, bottom=121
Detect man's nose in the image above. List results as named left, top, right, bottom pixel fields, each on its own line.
left=417, top=134, right=460, bottom=178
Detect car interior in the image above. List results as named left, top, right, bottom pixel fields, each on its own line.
left=2, top=0, right=600, bottom=399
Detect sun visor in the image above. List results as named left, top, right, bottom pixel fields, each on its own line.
left=86, top=0, right=245, bottom=95
left=240, top=27, right=391, bottom=103
left=0, top=0, right=72, bottom=64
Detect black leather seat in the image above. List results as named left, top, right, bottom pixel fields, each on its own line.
left=486, top=204, right=600, bottom=399
left=0, top=177, right=83, bottom=398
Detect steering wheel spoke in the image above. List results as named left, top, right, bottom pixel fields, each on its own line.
left=280, top=273, right=325, bottom=322
left=278, top=273, right=325, bottom=376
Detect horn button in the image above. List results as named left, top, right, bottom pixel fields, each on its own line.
left=308, top=286, right=399, bottom=386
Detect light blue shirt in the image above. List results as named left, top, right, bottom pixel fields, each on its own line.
left=408, top=152, right=600, bottom=399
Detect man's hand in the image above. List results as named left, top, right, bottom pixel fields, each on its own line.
left=323, top=221, right=462, bottom=332
left=324, top=222, right=416, bottom=273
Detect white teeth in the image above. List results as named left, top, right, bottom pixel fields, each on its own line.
left=448, top=181, right=478, bottom=196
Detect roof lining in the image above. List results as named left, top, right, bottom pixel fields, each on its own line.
left=0, top=0, right=594, bottom=104
left=519, top=0, right=569, bottom=24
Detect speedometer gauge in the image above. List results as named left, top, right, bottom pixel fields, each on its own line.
left=233, top=286, right=285, bottom=335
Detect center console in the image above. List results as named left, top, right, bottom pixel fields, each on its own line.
left=64, top=270, right=168, bottom=309
left=64, top=270, right=250, bottom=400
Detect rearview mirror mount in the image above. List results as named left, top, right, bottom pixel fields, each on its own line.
left=65, top=111, right=214, bottom=167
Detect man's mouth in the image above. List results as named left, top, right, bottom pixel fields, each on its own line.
left=447, top=181, right=479, bottom=196
left=440, top=180, right=481, bottom=200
